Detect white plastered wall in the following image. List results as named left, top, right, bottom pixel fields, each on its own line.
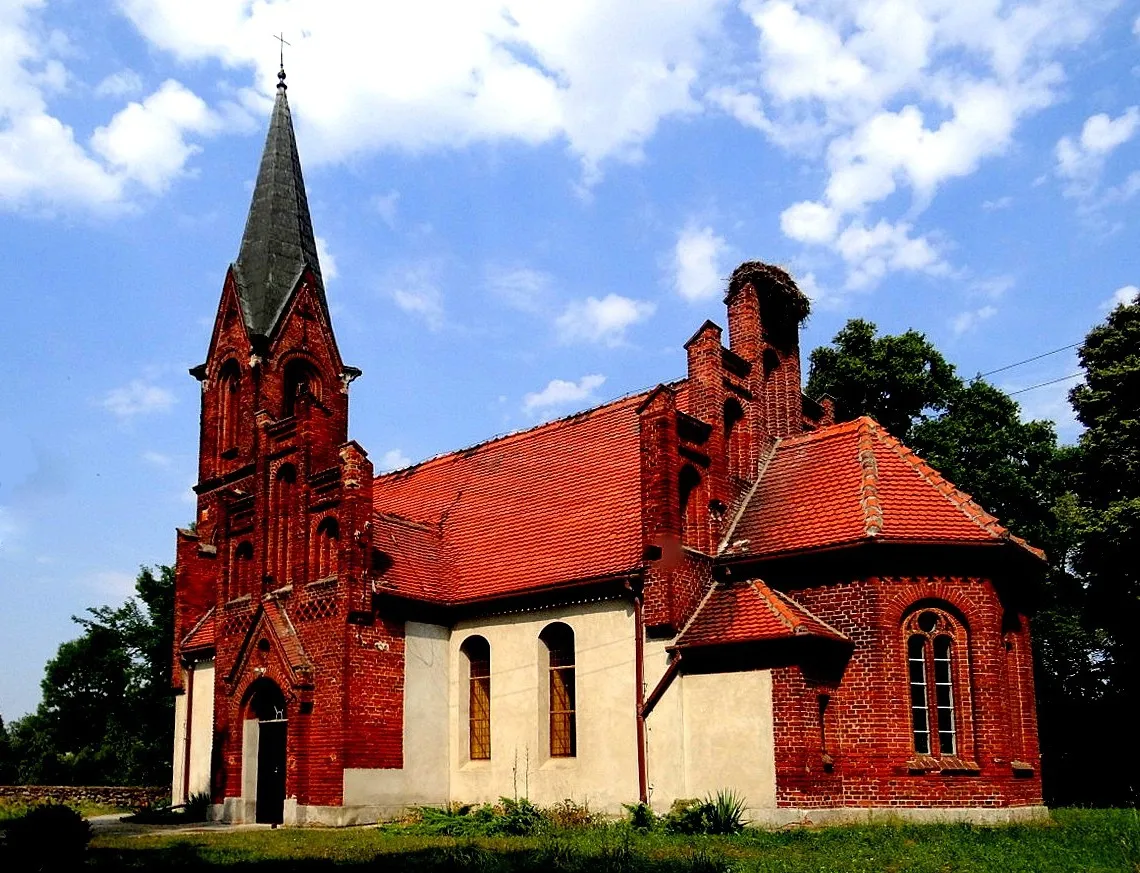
left=644, top=638, right=776, bottom=816
left=342, top=621, right=450, bottom=815
left=171, top=660, right=215, bottom=806
left=449, top=600, right=638, bottom=814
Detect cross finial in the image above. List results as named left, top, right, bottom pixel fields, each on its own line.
left=273, top=32, right=291, bottom=89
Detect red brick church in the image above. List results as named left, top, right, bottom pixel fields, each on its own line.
left=171, top=70, right=1045, bottom=825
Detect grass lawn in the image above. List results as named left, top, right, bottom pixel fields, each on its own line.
left=84, top=809, right=1140, bottom=872
left=0, top=798, right=129, bottom=821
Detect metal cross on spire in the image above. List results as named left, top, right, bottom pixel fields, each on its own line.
left=273, top=32, right=291, bottom=88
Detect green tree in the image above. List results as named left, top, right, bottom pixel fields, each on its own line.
left=8, top=565, right=174, bottom=786
left=805, top=318, right=959, bottom=442
left=0, top=713, right=15, bottom=783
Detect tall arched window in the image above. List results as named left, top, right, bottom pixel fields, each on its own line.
left=230, top=540, right=253, bottom=599
left=723, top=398, right=746, bottom=479
left=271, top=464, right=297, bottom=583
left=905, top=608, right=964, bottom=757
left=215, top=359, right=242, bottom=458
left=312, top=516, right=339, bottom=579
left=540, top=623, right=576, bottom=758
left=282, top=359, right=320, bottom=419
left=461, top=636, right=491, bottom=761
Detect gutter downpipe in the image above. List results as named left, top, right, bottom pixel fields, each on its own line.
left=633, top=588, right=648, bottom=804
left=181, top=661, right=194, bottom=804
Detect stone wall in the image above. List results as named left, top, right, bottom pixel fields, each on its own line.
left=0, top=785, right=167, bottom=810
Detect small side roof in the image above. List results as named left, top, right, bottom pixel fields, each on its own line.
left=675, top=580, right=848, bottom=649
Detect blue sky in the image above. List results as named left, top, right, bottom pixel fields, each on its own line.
left=1, top=0, right=1137, bottom=720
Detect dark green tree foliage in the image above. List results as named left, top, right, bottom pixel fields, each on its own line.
left=8, top=566, right=174, bottom=786
left=1068, top=299, right=1140, bottom=805
left=0, top=714, right=15, bottom=783
left=804, top=318, right=959, bottom=443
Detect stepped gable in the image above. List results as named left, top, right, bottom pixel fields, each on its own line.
left=371, top=392, right=648, bottom=603
left=726, top=416, right=1045, bottom=560
left=676, top=579, right=847, bottom=648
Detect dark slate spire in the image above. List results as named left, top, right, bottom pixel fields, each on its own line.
left=232, top=67, right=324, bottom=337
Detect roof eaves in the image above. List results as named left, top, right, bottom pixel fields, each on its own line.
left=768, top=587, right=850, bottom=641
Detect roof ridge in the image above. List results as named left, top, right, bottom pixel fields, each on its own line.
left=750, top=579, right=798, bottom=632
left=857, top=417, right=884, bottom=538
left=373, top=385, right=657, bottom=482
left=717, top=438, right=780, bottom=555
left=768, top=587, right=850, bottom=640
left=181, top=605, right=215, bottom=648
left=674, top=576, right=726, bottom=642
left=868, top=421, right=1009, bottom=540
left=778, top=416, right=865, bottom=446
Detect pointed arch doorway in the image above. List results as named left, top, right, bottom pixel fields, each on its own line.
left=247, top=679, right=287, bottom=824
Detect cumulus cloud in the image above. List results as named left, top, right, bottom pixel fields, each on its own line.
left=379, top=449, right=413, bottom=471
left=725, top=0, right=1112, bottom=287
left=1103, top=285, right=1138, bottom=310
left=315, top=235, right=338, bottom=281
left=835, top=219, right=947, bottom=289
left=523, top=374, right=606, bottom=414
left=117, top=0, right=725, bottom=180
left=556, top=294, right=655, bottom=346
left=94, top=68, right=144, bottom=98
left=1056, top=106, right=1140, bottom=197
left=372, top=189, right=400, bottom=227
left=672, top=224, right=727, bottom=301
left=101, top=380, right=176, bottom=418
left=385, top=264, right=445, bottom=329
left=485, top=264, right=553, bottom=313
left=951, top=304, right=997, bottom=336
left=0, top=3, right=219, bottom=210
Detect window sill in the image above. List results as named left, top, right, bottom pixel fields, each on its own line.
left=906, top=755, right=980, bottom=774
left=1011, top=760, right=1035, bottom=777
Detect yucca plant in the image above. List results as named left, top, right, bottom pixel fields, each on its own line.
left=705, top=789, right=747, bottom=834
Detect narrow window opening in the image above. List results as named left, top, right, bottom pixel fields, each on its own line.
left=462, top=636, right=491, bottom=761
left=541, top=623, right=576, bottom=758
left=282, top=360, right=320, bottom=419
left=313, top=516, right=339, bottom=579
left=904, top=607, right=965, bottom=760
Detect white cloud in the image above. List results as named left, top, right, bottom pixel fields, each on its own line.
left=951, top=304, right=997, bottom=336
left=982, top=196, right=1013, bottom=211
left=728, top=0, right=1111, bottom=287
left=142, top=450, right=173, bottom=467
left=386, top=265, right=445, bottom=329
left=94, top=69, right=143, bottom=98
left=101, top=380, right=176, bottom=418
left=1055, top=106, right=1140, bottom=197
left=556, top=294, right=655, bottom=346
left=835, top=219, right=947, bottom=289
left=372, top=189, right=400, bottom=227
left=672, top=224, right=727, bottom=301
left=485, top=265, right=553, bottom=313
left=315, top=235, right=338, bottom=281
left=523, top=373, right=606, bottom=414
left=781, top=200, right=838, bottom=244
left=379, top=449, right=413, bottom=471
left=1104, top=285, right=1138, bottom=309
left=117, top=0, right=725, bottom=181
left=87, top=570, right=136, bottom=602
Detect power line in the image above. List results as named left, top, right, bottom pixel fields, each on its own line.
left=978, top=342, right=1081, bottom=378
left=1007, top=373, right=1082, bottom=396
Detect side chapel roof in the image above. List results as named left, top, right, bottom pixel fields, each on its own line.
left=232, top=70, right=325, bottom=337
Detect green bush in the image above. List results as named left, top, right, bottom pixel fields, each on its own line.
left=545, top=798, right=599, bottom=829
left=622, top=801, right=657, bottom=832
left=5, top=801, right=92, bottom=871
left=663, top=790, right=747, bottom=836
left=497, top=796, right=544, bottom=836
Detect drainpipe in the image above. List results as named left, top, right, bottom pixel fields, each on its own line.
left=634, top=591, right=648, bottom=804
left=182, top=661, right=194, bottom=804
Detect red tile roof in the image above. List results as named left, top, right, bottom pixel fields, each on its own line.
left=181, top=607, right=216, bottom=651
left=372, top=392, right=648, bottom=602
left=676, top=580, right=847, bottom=648
left=724, top=417, right=1044, bottom=560
left=371, top=513, right=446, bottom=601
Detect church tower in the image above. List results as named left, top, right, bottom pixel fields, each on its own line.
left=171, top=68, right=395, bottom=825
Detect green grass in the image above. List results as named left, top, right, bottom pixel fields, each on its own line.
left=0, top=797, right=129, bottom=822
left=79, top=809, right=1140, bottom=872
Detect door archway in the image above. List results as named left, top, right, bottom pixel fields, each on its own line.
left=247, top=678, right=287, bottom=824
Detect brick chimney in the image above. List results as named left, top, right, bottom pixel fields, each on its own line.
left=725, top=262, right=810, bottom=441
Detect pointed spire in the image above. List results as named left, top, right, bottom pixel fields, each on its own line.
left=232, top=67, right=324, bottom=338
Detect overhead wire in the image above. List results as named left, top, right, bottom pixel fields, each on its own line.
left=977, top=342, right=1081, bottom=378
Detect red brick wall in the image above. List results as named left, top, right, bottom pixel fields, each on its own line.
left=771, top=575, right=1043, bottom=808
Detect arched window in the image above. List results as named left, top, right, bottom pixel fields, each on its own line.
left=723, top=398, right=747, bottom=479
left=282, top=359, right=320, bottom=419
left=230, top=540, right=253, bottom=599
left=540, top=623, right=576, bottom=758
left=312, top=516, right=339, bottom=579
left=904, top=608, right=963, bottom=757
left=461, top=636, right=491, bottom=761
left=218, top=359, right=241, bottom=456
left=678, top=464, right=706, bottom=552
left=271, top=464, right=297, bottom=583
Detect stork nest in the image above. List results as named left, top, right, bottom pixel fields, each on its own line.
left=728, top=261, right=811, bottom=322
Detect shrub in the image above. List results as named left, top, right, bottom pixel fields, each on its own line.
left=497, top=796, right=544, bottom=836
left=664, top=798, right=712, bottom=836
left=5, top=802, right=92, bottom=871
left=184, top=791, right=212, bottom=822
left=546, top=798, right=599, bottom=829
left=706, top=789, right=747, bottom=835
left=623, top=801, right=658, bottom=832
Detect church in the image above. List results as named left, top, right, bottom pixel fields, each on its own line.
left=170, top=70, right=1046, bottom=826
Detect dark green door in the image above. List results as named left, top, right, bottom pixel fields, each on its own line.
left=255, top=721, right=286, bottom=824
